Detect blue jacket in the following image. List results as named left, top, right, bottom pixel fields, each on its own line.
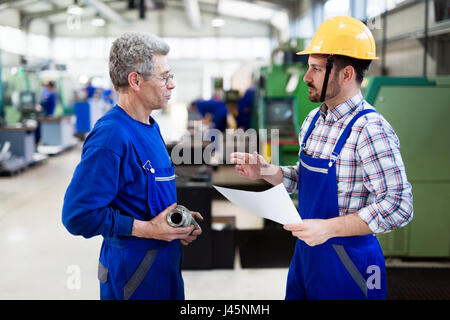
left=62, top=105, right=171, bottom=239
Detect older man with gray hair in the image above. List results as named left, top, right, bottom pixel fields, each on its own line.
left=62, top=32, right=203, bottom=300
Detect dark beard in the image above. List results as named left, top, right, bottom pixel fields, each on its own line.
left=308, top=81, right=340, bottom=103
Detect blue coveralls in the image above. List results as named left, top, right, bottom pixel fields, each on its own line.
left=63, top=106, right=184, bottom=300
left=196, top=99, right=228, bottom=132
left=285, top=109, right=387, bottom=300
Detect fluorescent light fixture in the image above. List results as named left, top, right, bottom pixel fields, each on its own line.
left=91, top=17, right=106, bottom=27
left=218, top=0, right=275, bottom=21
left=79, top=75, right=89, bottom=85
left=211, top=18, right=225, bottom=28
left=67, top=4, right=83, bottom=15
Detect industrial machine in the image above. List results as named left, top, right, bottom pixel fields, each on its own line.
left=0, top=68, right=42, bottom=171
left=0, top=140, right=27, bottom=175
left=256, top=39, right=320, bottom=166
left=176, top=165, right=214, bottom=270
left=36, top=71, right=77, bottom=155
left=2, top=68, right=41, bottom=125
left=0, top=65, right=77, bottom=173
left=363, top=76, right=450, bottom=259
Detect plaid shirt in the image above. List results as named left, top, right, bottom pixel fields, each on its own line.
left=281, top=92, right=413, bottom=233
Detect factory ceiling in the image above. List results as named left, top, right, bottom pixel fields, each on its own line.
left=0, top=0, right=299, bottom=30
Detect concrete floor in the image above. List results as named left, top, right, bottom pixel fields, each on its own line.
left=0, top=143, right=288, bottom=300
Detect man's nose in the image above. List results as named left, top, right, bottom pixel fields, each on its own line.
left=303, top=69, right=312, bottom=83
left=167, top=78, right=175, bottom=89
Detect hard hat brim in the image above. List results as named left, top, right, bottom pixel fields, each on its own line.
left=296, top=50, right=379, bottom=60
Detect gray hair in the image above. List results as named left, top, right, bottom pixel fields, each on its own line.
left=109, top=32, right=170, bottom=91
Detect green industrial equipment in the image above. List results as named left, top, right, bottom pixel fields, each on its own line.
left=0, top=48, right=3, bottom=125
left=2, top=67, right=42, bottom=125
left=1, top=67, right=75, bottom=126
left=256, top=39, right=320, bottom=166
left=363, top=76, right=450, bottom=258
left=38, top=70, right=75, bottom=117
left=361, top=76, right=435, bottom=105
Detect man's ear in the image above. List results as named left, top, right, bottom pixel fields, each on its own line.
left=342, top=65, right=355, bottom=84
left=128, top=72, right=140, bottom=91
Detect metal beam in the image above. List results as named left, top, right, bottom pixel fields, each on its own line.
left=0, top=0, right=24, bottom=4
left=139, top=0, right=145, bottom=19
left=167, top=0, right=270, bottom=25
left=184, top=0, right=202, bottom=29
left=22, top=7, right=68, bottom=21
left=0, top=0, right=39, bottom=10
left=18, top=0, right=129, bottom=28
left=0, top=48, right=3, bottom=121
left=78, top=0, right=130, bottom=26
left=423, top=0, right=429, bottom=77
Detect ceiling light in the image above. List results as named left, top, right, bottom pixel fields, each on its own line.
left=218, top=0, right=274, bottom=21
left=211, top=18, right=225, bottom=28
left=79, top=75, right=89, bottom=84
left=67, top=4, right=83, bottom=15
left=91, top=17, right=105, bottom=27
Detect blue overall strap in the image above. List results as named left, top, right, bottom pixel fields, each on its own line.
left=331, top=109, right=377, bottom=157
left=107, top=115, right=153, bottom=172
left=151, top=117, right=174, bottom=167
left=300, top=110, right=321, bottom=149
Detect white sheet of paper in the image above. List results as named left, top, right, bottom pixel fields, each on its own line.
left=213, top=183, right=302, bottom=225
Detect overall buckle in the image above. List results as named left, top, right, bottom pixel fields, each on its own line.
left=328, top=152, right=339, bottom=168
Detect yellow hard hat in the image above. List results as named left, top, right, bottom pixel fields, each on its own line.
left=297, top=16, right=378, bottom=60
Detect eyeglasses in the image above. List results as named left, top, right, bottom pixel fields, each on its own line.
left=136, top=72, right=174, bottom=86
left=156, top=74, right=174, bottom=86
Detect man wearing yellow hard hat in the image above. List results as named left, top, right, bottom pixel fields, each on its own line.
left=231, top=16, right=413, bottom=299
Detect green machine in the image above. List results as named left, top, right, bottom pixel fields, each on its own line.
left=39, top=71, right=75, bottom=117
left=363, top=76, right=450, bottom=258
left=0, top=48, right=3, bottom=125
left=2, top=68, right=42, bottom=125
left=2, top=67, right=74, bottom=126
left=256, top=39, right=320, bottom=166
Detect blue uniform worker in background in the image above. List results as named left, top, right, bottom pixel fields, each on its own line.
left=35, top=81, right=57, bottom=146
left=236, top=85, right=255, bottom=130
left=85, top=80, right=97, bottom=99
left=62, top=32, right=203, bottom=300
left=195, top=98, right=228, bottom=132
left=40, top=81, right=57, bottom=116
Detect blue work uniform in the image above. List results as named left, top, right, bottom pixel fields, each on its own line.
left=85, top=85, right=97, bottom=99
left=285, top=109, right=387, bottom=300
left=62, top=105, right=183, bottom=300
left=36, top=89, right=57, bottom=145
left=40, top=91, right=57, bottom=116
left=237, top=86, right=255, bottom=130
left=196, top=99, right=228, bottom=132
